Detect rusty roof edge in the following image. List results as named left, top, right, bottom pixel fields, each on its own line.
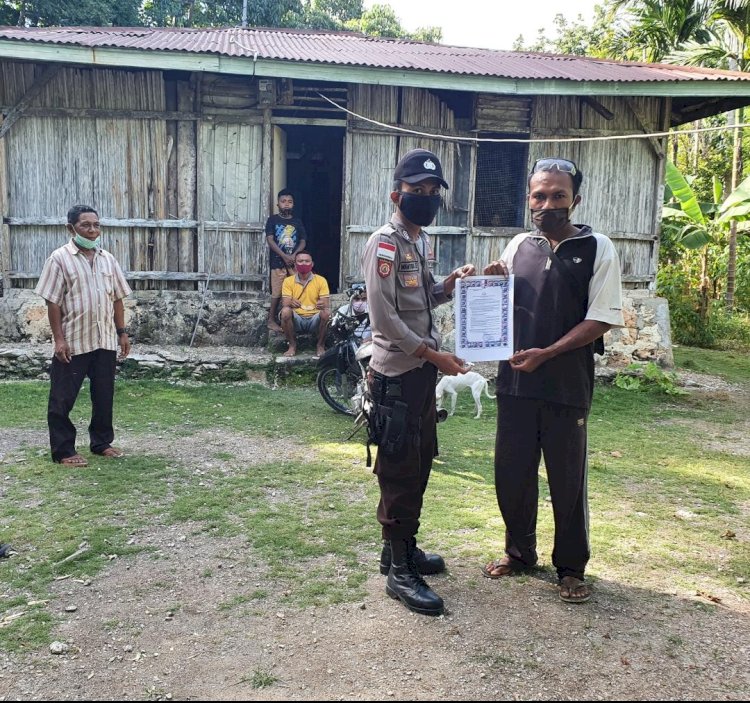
left=3, top=37, right=750, bottom=97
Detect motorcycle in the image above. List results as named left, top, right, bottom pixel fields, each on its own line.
left=316, top=284, right=372, bottom=416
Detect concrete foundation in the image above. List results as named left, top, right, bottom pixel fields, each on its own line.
left=0, top=288, right=673, bottom=375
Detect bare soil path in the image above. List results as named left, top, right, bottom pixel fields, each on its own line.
left=1, top=371, right=748, bottom=701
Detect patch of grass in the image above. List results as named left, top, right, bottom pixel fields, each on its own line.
left=217, top=594, right=253, bottom=611
left=245, top=668, right=278, bottom=689
left=674, top=346, right=750, bottom=384
left=1, top=365, right=749, bottom=653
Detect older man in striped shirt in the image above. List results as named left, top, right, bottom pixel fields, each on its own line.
left=35, top=205, right=132, bottom=467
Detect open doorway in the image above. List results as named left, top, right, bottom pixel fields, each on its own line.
left=275, top=124, right=345, bottom=292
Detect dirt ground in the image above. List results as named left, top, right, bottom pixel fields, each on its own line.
left=1, top=373, right=749, bottom=701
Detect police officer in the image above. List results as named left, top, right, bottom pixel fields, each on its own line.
left=362, top=148, right=475, bottom=616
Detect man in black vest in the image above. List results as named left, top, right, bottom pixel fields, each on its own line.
left=482, top=157, right=624, bottom=603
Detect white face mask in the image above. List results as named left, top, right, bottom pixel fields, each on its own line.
left=352, top=300, right=367, bottom=314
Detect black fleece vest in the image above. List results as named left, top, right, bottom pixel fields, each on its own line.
left=497, top=228, right=598, bottom=410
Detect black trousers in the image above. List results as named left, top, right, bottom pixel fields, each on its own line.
left=494, top=394, right=590, bottom=581
left=48, top=349, right=117, bottom=462
left=373, top=363, right=438, bottom=541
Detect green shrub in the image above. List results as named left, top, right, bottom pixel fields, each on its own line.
left=614, top=362, right=684, bottom=395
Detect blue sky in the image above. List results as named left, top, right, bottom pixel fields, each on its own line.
left=364, top=1, right=601, bottom=51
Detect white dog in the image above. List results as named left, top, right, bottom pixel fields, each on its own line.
left=435, top=371, right=495, bottom=419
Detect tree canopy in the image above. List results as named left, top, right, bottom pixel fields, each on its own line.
left=0, top=0, right=441, bottom=42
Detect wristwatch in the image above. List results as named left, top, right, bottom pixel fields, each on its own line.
left=116, top=327, right=128, bottom=336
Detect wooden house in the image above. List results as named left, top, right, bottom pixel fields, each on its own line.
left=2, top=26, right=750, bottom=350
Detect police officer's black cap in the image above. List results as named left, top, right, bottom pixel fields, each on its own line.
left=393, top=149, right=449, bottom=189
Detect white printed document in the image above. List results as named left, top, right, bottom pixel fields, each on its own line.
left=455, top=276, right=514, bottom=362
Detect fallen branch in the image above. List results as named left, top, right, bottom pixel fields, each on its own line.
left=54, top=541, right=90, bottom=567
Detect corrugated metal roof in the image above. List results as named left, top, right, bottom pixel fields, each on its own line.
left=1, top=25, right=749, bottom=83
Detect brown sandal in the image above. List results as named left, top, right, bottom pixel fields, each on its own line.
left=56, top=454, right=88, bottom=467
left=481, top=556, right=523, bottom=579
left=559, top=576, right=591, bottom=603
left=96, top=447, right=124, bottom=458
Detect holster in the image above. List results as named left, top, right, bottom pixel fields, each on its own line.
left=364, top=372, right=409, bottom=467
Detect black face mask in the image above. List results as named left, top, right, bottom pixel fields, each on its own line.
left=280, top=207, right=293, bottom=217
left=531, top=207, right=571, bottom=234
left=399, top=192, right=442, bottom=227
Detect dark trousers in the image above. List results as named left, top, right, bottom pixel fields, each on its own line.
left=48, top=349, right=117, bottom=462
left=495, top=394, right=590, bottom=581
left=374, top=364, right=438, bottom=541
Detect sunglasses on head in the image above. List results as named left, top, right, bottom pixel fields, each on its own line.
left=532, top=158, right=578, bottom=177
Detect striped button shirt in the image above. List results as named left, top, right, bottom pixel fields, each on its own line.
left=35, top=240, right=132, bottom=356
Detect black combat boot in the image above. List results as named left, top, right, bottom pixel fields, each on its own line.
left=379, top=538, right=446, bottom=575
left=385, top=538, right=444, bottom=616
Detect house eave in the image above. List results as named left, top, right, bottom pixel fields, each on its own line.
left=3, top=40, right=750, bottom=100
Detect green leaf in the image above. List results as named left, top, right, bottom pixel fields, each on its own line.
left=677, top=224, right=711, bottom=249
left=662, top=205, right=691, bottom=220
left=665, top=161, right=705, bottom=225
left=718, top=173, right=750, bottom=222
left=718, top=202, right=750, bottom=222
left=712, top=175, right=723, bottom=205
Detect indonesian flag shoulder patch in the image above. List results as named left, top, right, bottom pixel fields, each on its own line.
left=376, top=242, right=396, bottom=261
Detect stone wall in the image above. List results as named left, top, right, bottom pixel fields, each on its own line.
left=0, top=288, right=673, bottom=370
left=603, top=290, right=673, bottom=367
left=0, top=343, right=276, bottom=382
left=435, top=290, right=673, bottom=378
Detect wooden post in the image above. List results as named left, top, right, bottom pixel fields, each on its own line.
left=261, top=107, right=272, bottom=293
left=0, top=115, right=10, bottom=294
left=177, top=78, right=197, bottom=290
left=726, top=105, right=743, bottom=311
left=341, top=125, right=353, bottom=286
left=165, top=78, right=179, bottom=282
left=649, top=97, right=670, bottom=293
left=466, top=140, right=478, bottom=265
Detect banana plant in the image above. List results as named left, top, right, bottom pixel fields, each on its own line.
left=717, top=172, right=750, bottom=230
left=662, top=160, right=712, bottom=248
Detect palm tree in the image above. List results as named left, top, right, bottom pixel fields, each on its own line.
left=618, top=1, right=750, bottom=310
left=668, top=0, right=750, bottom=310
left=613, top=0, right=712, bottom=61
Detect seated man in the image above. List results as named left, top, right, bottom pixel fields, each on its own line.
left=280, top=251, right=330, bottom=357
left=336, top=287, right=371, bottom=343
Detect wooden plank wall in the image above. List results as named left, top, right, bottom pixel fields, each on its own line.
left=2, top=61, right=170, bottom=289
left=529, top=94, right=664, bottom=287
left=0, top=61, right=269, bottom=293
left=198, top=121, right=265, bottom=291
left=475, top=95, right=533, bottom=133
left=345, top=84, right=399, bottom=281
left=0, top=57, right=665, bottom=296
left=345, top=84, right=471, bottom=279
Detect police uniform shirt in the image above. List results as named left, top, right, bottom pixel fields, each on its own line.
left=498, top=225, right=624, bottom=409
left=363, top=215, right=451, bottom=377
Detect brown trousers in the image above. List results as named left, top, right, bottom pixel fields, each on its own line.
left=373, top=364, right=438, bottom=540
